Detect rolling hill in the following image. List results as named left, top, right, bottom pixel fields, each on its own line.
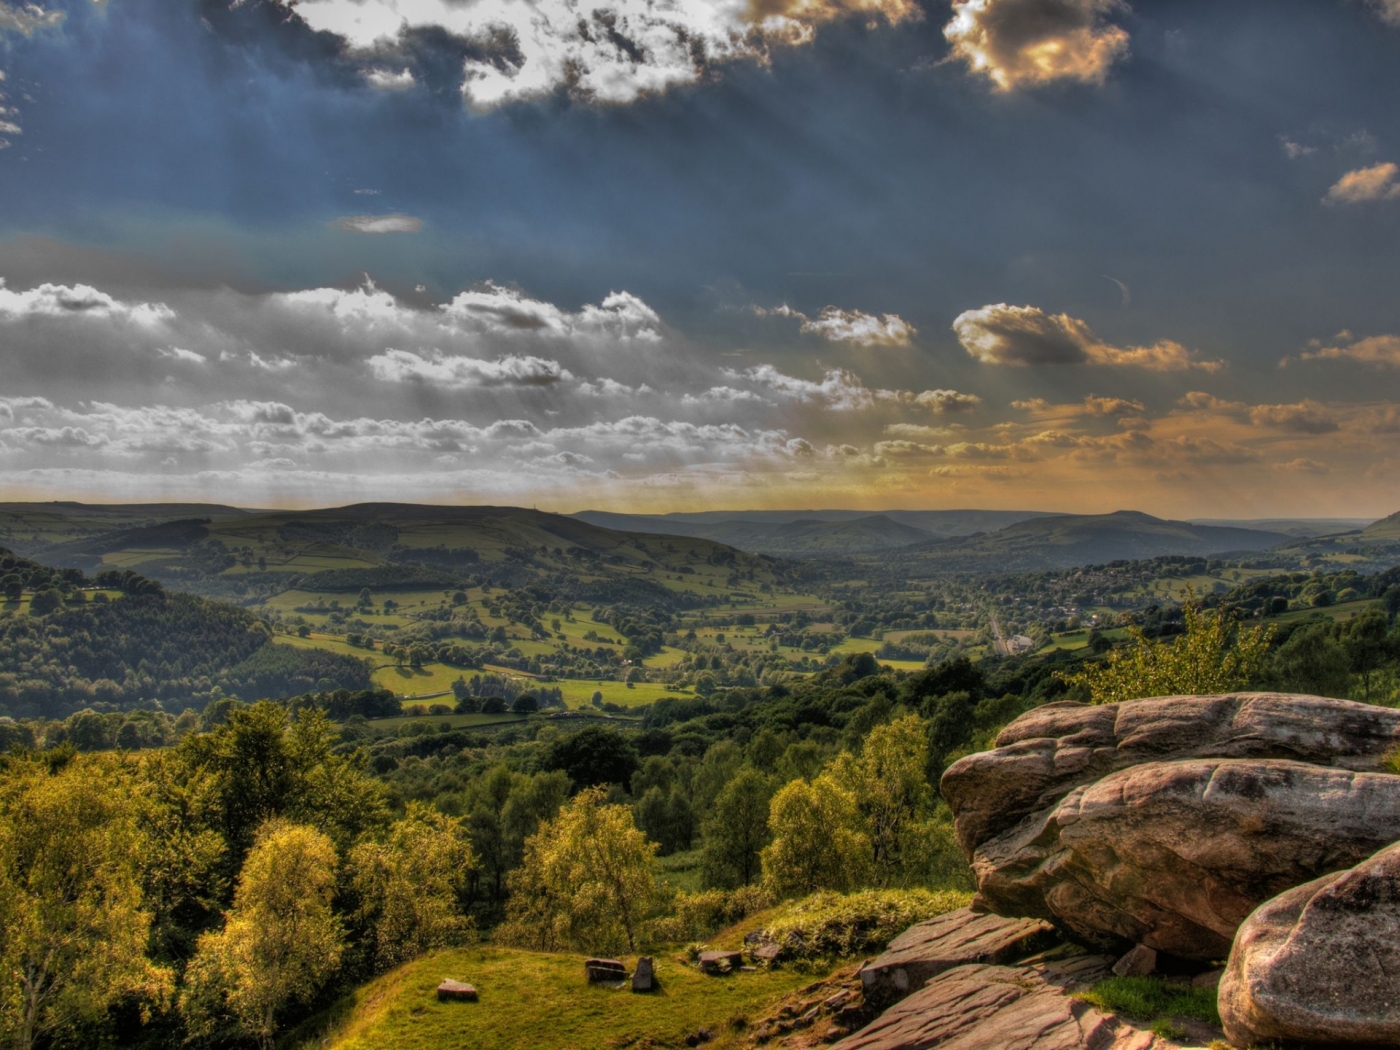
left=883, top=510, right=1291, bottom=572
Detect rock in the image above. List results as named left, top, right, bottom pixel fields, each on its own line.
left=858, top=907, right=1058, bottom=1006
left=752, top=942, right=783, bottom=964
left=1111, top=945, right=1156, bottom=977
left=585, top=958, right=628, bottom=983
left=1219, top=840, right=1400, bottom=1047
left=942, top=693, right=1400, bottom=857
left=1190, top=969, right=1222, bottom=990
left=832, top=955, right=1175, bottom=1050
left=972, top=758, right=1400, bottom=959
left=436, top=979, right=478, bottom=1002
left=698, top=949, right=744, bottom=974
left=631, top=956, right=654, bottom=992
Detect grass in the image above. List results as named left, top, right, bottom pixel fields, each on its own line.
left=556, top=679, right=695, bottom=709
left=364, top=712, right=527, bottom=730
left=293, top=944, right=825, bottom=1050
left=1074, top=976, right=1220, bottom=1037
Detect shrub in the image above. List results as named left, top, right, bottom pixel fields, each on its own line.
left=756, top=888, right=970, bottom=960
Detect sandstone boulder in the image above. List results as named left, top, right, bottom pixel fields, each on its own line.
left=436, top=979, right=478, bottom=1002
left=1219, top=840, right=1400, bottom=1047
left=972, top=758, right=1400, bottom=959
left=942, top=693, right=1400, bottom=857
left=631, top=956, right=655, bottom=993
left=585, top=958, right=628, bottom=983
left=833, top=955, right=1176, bottom=1050
left=697, top=949, right=743, bottom=974
left=858, top=907, right=1057, bottom=1006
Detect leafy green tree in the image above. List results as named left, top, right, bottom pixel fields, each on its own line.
left=829, top=714, right=932, bottom=885
left=1059, top=601, right=1274, bottom=705
left=182, top=820, right=344, bottom=1050
left=543, top=727, right=640, bottom=790
left=501, top=787, right=659, bottom=954
left=1269, top=622, right=1352, bottom=698
left=26, top=588, right=62, bottom=616
left=1340, top=610, right=1400, bottom=702
left=760, top=773, right=871, bottom=899
left=0, top=758, right=173, bottom=1050
left=350, top=803, right=477, bottom=970
left=700, top=766, right=773, bottom=888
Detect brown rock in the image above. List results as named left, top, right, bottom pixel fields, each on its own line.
left=858, top=907, right=1058, bottom=1006
left=972, top=758, right=1400, bottom=959
left=698, top=949, right=744, bottom=974
left=752, top=942, right=783, bottom=964
left=631, top=955, right=655, bottom=992
left=1219, top=840, right=1400, bottom=1047
left=436, top=979, right=478, bottom=1002
left=1190, top=969, right=1223, bottom=990
left=832, top=956, right=1173, bottom=1050
left=942, top=693, right=1400, bottom=856
left=1111, top=945, right=1156, bottom=977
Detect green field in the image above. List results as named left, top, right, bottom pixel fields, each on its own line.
left=298, top=945, right=826, bottom=1050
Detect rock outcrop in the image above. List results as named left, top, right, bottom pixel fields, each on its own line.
left=858, top=908, right=1056, bottom=1006
left=943, top=693, right=1400, bottom=857
left=1219, top=840, right=1400, bottom=1047
left=833, top=955, right=1176, bottom=1050
left=942, top=693, right=1400, bottom=960
left=973, top=757, right=1400, bottom=959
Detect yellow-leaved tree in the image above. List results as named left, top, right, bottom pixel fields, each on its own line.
left=500, top=787, right=659, bottom=955
left=760, top=773, right=872, bottom=899
left=0, top=756, right=174, bottom=1050
left=181, top=819, right=344, bottom=1050
left=350, top=801, right=477, bottom=970
left=1059, top=598, right=1275, bottom=705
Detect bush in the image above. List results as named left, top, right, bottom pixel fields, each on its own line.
left=756, top=888, right=970, bottom=960
left=647, top=886, right=774, bottom=944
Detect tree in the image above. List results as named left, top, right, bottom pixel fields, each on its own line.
left=1059, top=600, right=1274, bottom=705
left=501, top=787, right=658, bottom=954
left=27, top=588, right=62, bottom=616
left=1269, top=623, right=1351, bottom=698
left=350, top=803, right=476, bottom=970
left=1340, top=610, right=1400, bottom=703
left=700, top=766, right=772, bottom=888
left=544, top=727, right=640, bottom=790
left=760, top=773, right=871, bottom=899
left=182, top=820, right=344, bottom=1050
left=0, top=758, right=173, bottom=1050
left=829, top=714, right=932, bottom=885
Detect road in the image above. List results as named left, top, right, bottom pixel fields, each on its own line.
left=988, top=610, right=1010, bottom=657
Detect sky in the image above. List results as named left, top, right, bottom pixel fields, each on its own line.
left=0, top=0, right=1398, bottom=517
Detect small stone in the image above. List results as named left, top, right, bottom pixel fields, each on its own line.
left=823, top=1025, right=847, bottom=1042
left=739, top=965, right=757, bottom=972
left=698, top=949, right=744, bottom=974
left=1190, top=969, right=1223, bottom=990
left=436, top=979, right=478, bottom=1002
left=793, top=1007, right=820, bottom=1029
left=1111, top=944, right=1157, bottom=977
left=631, top=956, right=655, bottom=992
left=824, top=990, right=852, bottom=1010
left=752, top=943, right=782, bottom=964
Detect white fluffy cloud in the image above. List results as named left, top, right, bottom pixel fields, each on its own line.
left=0, top=278, right=174, bottom=325
left=953, top=303, right=1223, bottom=371
left=799, top=306, right=916, bottom=348
left=441, top=282, right=662, bottom=341
left=368, top=350, right=573, bottom=388
left=1300, top=332, right=1400, bottom=368
left=1324, top=162, right=1400, bottom=204
left=943, top=0, right=1130, bottom=91
left=289, top=0, right=917, bottom=108
left=0, top=2, right=63, bottom=37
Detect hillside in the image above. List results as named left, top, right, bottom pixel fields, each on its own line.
left=882, top=510, right=1290, bottom=573
left=1362, top=510, right=1400, bottom=541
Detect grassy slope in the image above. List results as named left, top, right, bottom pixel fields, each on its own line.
left=302, top=946, right=822, bottom=1050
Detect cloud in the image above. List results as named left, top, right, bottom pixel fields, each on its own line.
left=1273, top=458, right=1329, bottom=475
left=368, top=349, right=572, bottom=389
left=282, top=0, right=919, bottom=109
left=275, top=275, right=416, bottom=326
left=331, top=213, right=425, bottom=234
left=1281, top=138, right=1316, bottom=160
left=1300, top=332, right=1400, bottom=368
left=942, top=0, right=1130, bottom=91
left=1247, top=401, right=1340, bottom=434
left=953, top=303, right=1222, bottom=371
left=1324, top=162, right=1400, bottom=204
left=915, top=389, right=981, bottom=413
left=800, top=306, right=916, bottom=347
left=158, top=346, right=207, bottom=364
left=0, top=278, right=174, bottom=325
left=0, top=2, right=63, bottom=37
left=441, top=282, right=661, bottom=342
left=1370, top=0, right=1400, bottom=25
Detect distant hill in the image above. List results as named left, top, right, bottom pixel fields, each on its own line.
left=1362, top=511, right=1400, bottom=541
left=572, top=508, right=1049, bottom=554
left=887, top=510, right=1291, bottom=572
left=1190, top=517, right=1376, bottom=538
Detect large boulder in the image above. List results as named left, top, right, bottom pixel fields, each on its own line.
left=834, top=955, right=1175, bottom=1050
left=971, top=758, right=1400, bottom=960
left=1219, top=840, right=1400, bottom=1047
left=943, top=693, right=1400, bottom=857
left=858, top=908, right=1057, bottom=1006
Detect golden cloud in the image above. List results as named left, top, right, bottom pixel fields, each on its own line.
left=1324, top=162, right=1400, bottom=205
left=943, top=0, right=1130, bottom=91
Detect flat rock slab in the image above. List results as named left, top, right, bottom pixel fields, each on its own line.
left=834, top=957, right=1176, bottom=1050
left=1220, top=839, right=1400, bottom=1047
left=698, top=950, right=744, bottom=974
left=942, top=693, right=1400, bottom=857
left=436, top=980, right=478, bottom=1002
left=859, top=907, right=1058, bottom=1006
left=585, top=958, right=628, bottom=983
